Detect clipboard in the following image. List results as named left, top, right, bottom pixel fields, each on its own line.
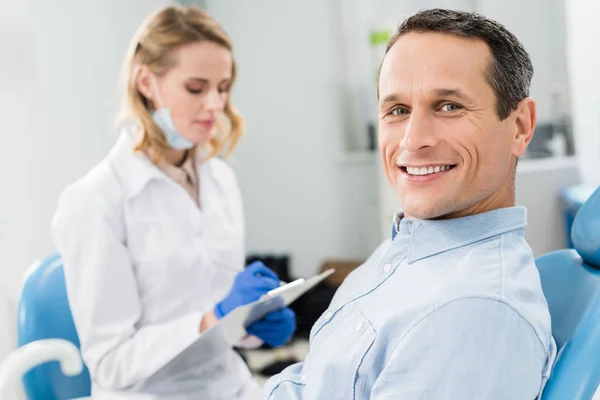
left=144, top=268, right=335, bottom=385
left=218, top=268, right=335, bottom=346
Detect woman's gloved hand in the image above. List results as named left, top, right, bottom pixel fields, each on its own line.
left=213, top=261, right=280, bottom=320
left=246, top=307, right=296, bottom=347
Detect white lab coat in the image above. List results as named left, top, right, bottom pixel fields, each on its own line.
left=51, top=129, right=262, bottom=399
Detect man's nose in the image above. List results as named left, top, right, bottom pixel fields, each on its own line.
left=400, top=108, right=438, bottom=152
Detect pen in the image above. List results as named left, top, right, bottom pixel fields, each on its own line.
left=254, top=271, right=286, bottom=287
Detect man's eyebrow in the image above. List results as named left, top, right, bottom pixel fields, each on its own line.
left=378, top=88, right=473, bottom=108
left=380, top=93, right=400, bottom=105
left=433, top=87, right=472, bottom=100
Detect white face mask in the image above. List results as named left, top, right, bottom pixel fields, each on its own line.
left=150, top=75, right=195, bottom=150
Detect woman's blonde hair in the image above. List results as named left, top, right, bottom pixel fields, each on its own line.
left=118, top=5, right=244, bottom=163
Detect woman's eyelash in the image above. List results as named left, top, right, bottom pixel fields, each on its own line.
left=187, top=88, right=229, bottom=94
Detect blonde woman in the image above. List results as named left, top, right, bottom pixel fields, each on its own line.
left=51, top=5, right=295, bottom=399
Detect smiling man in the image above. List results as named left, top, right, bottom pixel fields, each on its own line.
left=265, top=9, right=556, bottom=400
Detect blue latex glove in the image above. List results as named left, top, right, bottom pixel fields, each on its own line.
left=246, top=307, right=297, bottom=347
left=214, top=261, right=280, bottom=320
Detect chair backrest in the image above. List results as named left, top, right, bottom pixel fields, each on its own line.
left=537, top=186, right=600, bottom=399
left=17, top=254, right=91, bottom=399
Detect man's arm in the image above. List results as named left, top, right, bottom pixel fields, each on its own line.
left=264, top=362, right=305, bottom=399
left=370, top=297, right=549, bottom=400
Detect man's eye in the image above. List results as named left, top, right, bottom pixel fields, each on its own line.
left=440, top=103, right=462, bottom=112
left=390, top=107, right=409, bottom=116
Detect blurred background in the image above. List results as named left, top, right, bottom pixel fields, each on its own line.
left=0, top=0, right=599, bottom=396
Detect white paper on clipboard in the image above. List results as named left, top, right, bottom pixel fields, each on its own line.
left=144, top=268, right=335, bottom=386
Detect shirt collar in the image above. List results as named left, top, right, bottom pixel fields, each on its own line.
left=109, top=127, right=210, bottom=199
left=156, top=151, right=197, bottom=187
left=391, top=207, right=527, bottom=264
left=180, top=154, right=198, bottom=186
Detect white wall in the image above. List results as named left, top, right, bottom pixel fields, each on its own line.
left=205, top=0, right=381, bottom=278
left=565, top=0, right=600, bottom=185
left=479, top=0, right=570, bottom=124
left=0, top=0, right=170, bottom=389
left=0, top=3, right=36, bottom=396
left=28, top=0, right=173, bottom=267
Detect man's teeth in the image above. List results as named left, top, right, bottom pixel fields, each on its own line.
left=406, top=165, right=451, bottom=176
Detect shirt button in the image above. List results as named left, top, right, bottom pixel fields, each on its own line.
left=355, top=322, right=364, bottom=332
left=323, top=311, right=332, bottom=320
left=383, top=263, right=392, bottom=273
left=300, top=373, right=307, bottom=382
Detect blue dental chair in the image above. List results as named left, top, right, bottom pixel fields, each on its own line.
left=537, top=186, right=600, bottom=399
left=17, top=254, right=91, bottom=399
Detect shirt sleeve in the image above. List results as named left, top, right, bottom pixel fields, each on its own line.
left=370, top=297, right=549, bottom=400
left=264, top=362, right=305, bottom=399
left=51, top=183, right=208, bottom=390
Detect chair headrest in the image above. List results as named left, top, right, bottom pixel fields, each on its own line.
left=572, top=186, right=600, bottom=267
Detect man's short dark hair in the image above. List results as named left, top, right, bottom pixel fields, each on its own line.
left=384, top=8, right=533, bottom=120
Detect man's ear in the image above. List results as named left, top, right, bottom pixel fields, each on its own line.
left=511, top=97, right=536, bottom=157
left=135, top=65, right=154, bottom=103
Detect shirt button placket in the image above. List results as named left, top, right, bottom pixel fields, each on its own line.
left=355, top=321, right=364, bottom=332
left=383, top=263, right=392, bottom=274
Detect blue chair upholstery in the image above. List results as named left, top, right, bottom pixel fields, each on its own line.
left=17, top=254, right=91, bottom=399
left=537, top=186, right=600, bottom=399
left=559, top=185, right=597, bottom=248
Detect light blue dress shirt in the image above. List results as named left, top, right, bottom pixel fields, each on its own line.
left=265, top=207, right=556, bottom=399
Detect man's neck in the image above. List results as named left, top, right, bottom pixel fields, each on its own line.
left=406, top=189, right=516, bottom=221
